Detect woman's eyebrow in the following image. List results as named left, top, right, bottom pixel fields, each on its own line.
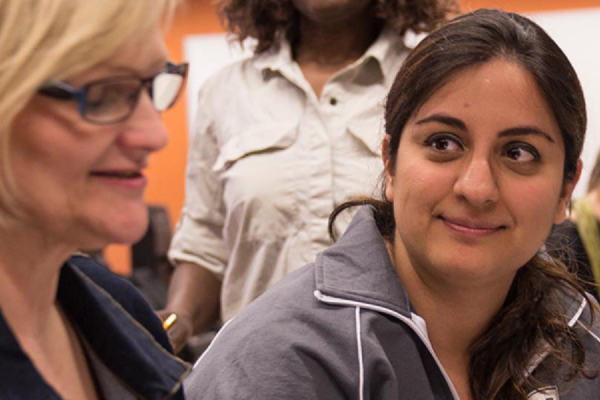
left=415, top=114, right=556, bottom=144
left=415, top=113, right=467, bottom=130
left=498, top=126, right=556, bottom=143
left=101, top=56, right=168, bottom=76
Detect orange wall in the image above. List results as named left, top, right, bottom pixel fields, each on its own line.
left=461, top=0, right=600, bottom=12
left=104, top=0, right=225, bottom=274
left=105, top=0, right=600, bottom=274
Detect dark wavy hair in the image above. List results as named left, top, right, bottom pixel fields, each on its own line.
left=217, top=0, right=459, bottom=54
left=330, top=9, right=596, bottom=400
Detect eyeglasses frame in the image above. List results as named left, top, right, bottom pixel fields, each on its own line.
left=37, top=61, right=189, bottom=125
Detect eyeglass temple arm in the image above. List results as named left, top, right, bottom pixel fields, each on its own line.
left=38, top=80, right=80, bottom=100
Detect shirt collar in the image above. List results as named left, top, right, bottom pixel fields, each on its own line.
left=254, top=36, right=295, bottom=74
left=254, top=24, right=407, bottom=84
left=360, top=24, right=407, bottom=81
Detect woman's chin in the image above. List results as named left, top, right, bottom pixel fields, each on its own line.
left=77, top=208, right=150, bottom=249
left=111, top=217, right=150, bottom=245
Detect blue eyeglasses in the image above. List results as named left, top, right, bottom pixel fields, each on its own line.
left=38, top=62, right=188, bottom=125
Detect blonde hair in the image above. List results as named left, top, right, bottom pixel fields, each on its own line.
left=0, top=0, right=179, bottom=223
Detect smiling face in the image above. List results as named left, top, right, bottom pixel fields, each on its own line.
left=384, top=58, right=580, bottom=290
left=9, top=26, right=169, bottom=250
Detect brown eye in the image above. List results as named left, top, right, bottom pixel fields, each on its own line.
left=505, top=144, right=540, bottom=163
left=425, top=133, right=463, bottom=152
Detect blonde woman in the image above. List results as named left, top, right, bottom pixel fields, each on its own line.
left=0, top=0, right=189, bottom=398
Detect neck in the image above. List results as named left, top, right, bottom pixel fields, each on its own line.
left=408, top=273, right=510, bottom=400
left=294, top=16, right=382, bottom=68
left=387, top=239, right=514, bottom=400
left=0, top=221, right=74, bottom=336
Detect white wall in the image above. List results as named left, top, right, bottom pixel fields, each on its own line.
left=184, top=7, right=600, bottom=197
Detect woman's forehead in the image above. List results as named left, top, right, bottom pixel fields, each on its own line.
left=403, top=59, right=563, bottom=146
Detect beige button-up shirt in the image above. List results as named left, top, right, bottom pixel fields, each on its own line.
left=168, top=27, right=409, bottom=322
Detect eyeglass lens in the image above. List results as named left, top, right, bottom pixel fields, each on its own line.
left=86, top=80, right=140, bottom=122
left=153, top=73, right=184, bottom=111
left=84, top=67, right=185, bottom=123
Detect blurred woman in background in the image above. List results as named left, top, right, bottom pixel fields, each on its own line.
left=162, top=0, right=458, bottom=353
left=0, top=0, right=189, bottom=398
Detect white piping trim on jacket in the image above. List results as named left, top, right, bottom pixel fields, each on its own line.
left=193, top=318, right=234, bottom=369
left=355, top=307, right=365, bottom=400
left=525, top=296, right=588, bottom=377
left=568, top=297, right=588, bottom=327
left=572, top=295, right=600, bottom=345
left=524, top=342, right=551, bottom=377
left=314, top=290, right=460, bottom=400
left=576, top=320, right=600, bottom=345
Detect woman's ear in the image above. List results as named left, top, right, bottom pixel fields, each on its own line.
left=554, top=159, right=583, bottom=224
left=382, top=135, right=394, bottom=202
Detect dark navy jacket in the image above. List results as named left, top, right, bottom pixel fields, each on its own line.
left=0, top=255, right=189, bottom=399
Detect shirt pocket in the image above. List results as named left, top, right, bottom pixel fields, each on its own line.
left=213, top=124, right=301, bottom=242
left=346, top=107, right=385, bottom=157
left=335, top=107, right=385, bottom=205
left=213, top=123, right=299, bottom=172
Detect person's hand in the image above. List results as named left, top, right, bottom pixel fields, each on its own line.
left=156, top=310, right=193, bottom=354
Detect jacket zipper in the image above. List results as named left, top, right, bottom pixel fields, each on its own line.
left=314, top=290, right=461, bottom=400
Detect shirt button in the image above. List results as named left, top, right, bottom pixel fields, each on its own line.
left=330, top=97, right=338, bottom=106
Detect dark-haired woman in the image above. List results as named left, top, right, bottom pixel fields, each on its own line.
left=161, top=0, right=458, bottom=352
left=185, top=9, right=600, bottom=400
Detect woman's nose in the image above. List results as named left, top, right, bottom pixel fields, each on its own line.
left=453, top=156, right=500, bottom=208
left=119, top=91, right=169, bottom=152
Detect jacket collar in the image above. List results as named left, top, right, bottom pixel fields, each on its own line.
left=315, top=206, right=413, bottom=318
left=0, top=259, right=189, bottom=399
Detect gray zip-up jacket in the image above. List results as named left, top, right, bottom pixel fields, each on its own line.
left=185, top=207, right=600, bottom=399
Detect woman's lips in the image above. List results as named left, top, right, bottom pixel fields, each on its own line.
left=90, top=170, right=147, bottom=190
left=440, top=216, right=505, bottom=237
left=91, top=170, right=142, bottom=178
